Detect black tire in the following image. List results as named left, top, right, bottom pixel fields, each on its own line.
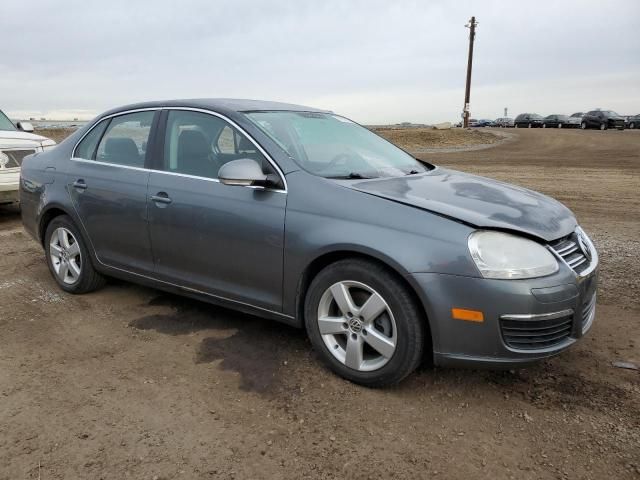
left=304, top=259, right=425, bottom=387
left=44, top=215, right=106, bottom=294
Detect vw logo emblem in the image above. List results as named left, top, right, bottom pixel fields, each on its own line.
left=577, top=230, right=592, bottom=261
left=349, top=318, right=363, bottom=333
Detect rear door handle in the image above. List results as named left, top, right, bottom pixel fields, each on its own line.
left=151, top=192, right=172, bottom=205
left=72, top=179, right=87, bottom=191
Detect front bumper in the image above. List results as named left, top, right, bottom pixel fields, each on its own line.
left=0, top=169, right=20, bottom=203
left=411, top=264, right=598, bottom=368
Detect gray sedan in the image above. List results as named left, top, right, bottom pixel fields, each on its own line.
left=20, top=99, right=598, bottom=386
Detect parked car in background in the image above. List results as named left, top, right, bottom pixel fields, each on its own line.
left=0, top=109, right=56, bottom=205
left=477, top=119, right=495, bottom=127
left=542, top=114, right=570, bottom=128
left=494, top=117, right=514, bottom=128
left=625, top=115, right=640, bottom=129
left=514, top=113, right=544, bottom=128
left=20, top=99, right=598, bottom=386
left=581, top=110, right=625, bottom=130
left=565, top=113, right=584, bottom=128
left=468, top=118, right=479, bottom=127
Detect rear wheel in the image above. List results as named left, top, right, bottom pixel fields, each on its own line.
left=305, top=259, right=425, bottom=387
left=44, top=215, right=106, bottom=294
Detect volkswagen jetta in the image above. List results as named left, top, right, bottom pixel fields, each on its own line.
left=20, top=99, right=598, bottom=386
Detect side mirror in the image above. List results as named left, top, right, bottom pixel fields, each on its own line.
left=218, top=158, right=268, bottom=187
left=17, top=121, right=34, bottom=133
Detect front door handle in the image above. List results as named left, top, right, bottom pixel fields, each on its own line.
left=151, top=192, right=172, bottom=205
left=72, top=179, right=87, bottom=191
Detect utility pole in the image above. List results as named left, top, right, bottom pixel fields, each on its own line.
left=462, top=16, right=478, bottom=128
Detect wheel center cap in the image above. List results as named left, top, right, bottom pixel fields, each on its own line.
left=348, top=317, right=363, bottom=333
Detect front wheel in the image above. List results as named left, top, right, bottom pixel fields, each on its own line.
left=528, top=123, right=532, bottom=128
left=581, top=122, right=587, bottom=129
left=305, top=259, right=425, bottom=387
left=558, top=123, right=563, bottom=129
left=600, top=123, right=607, bottom=131
left=44, top=215, right=106, bottom=294
left=630, top=122, right=636, bottom=129
left=542, top=124, right=547, bottom=128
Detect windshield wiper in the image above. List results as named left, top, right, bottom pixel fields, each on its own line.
left=327, top=172, right=376, bottom=180
left=406, top=169, right=421, bottom=175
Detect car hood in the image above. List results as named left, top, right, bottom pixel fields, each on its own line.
left=0, top=130, right=55, bottom=147
left=346, top=168, right=577, bottom=242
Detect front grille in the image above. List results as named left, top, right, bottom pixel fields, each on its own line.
left=582, top=293, right=596, bottom=333
left=500, top=311, right=573, bottom=350
left=0, top=149, right=36, bottom=169
left=549, top=232, right=591, bottom=275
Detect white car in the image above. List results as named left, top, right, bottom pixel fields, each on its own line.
left=565, top=112, right=584, bottom=128
left=0, top=109, right=56, bottom=204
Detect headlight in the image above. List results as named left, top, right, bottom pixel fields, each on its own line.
left=468, top=231, right=558, bottom=279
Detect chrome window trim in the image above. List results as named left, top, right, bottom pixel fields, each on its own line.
left=71, top=106, right=288, bottom=193
left=71, top=107, right=160, bottom=159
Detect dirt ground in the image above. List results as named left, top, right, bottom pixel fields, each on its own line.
left=374, top=126, right=503, bottom=152
left=1, top=129, right=639, bottom=479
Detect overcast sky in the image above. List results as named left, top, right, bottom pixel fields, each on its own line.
left=1, top=0, right=639, bottom=123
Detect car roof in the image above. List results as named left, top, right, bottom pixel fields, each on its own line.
left=100, top=98, right=331, bottom=118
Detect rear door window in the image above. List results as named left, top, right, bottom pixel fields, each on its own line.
left=95, top=111, right=155, bottom=168
left=75, top=120, right=109, bottom=160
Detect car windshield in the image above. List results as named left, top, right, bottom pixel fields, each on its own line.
left=530, top=114, right=543, bottom=120
left=244, top=111, right=431, bottom=179
left=603, top=110, right=620, bottom=117
left=571, top=113, right=583, bottom=117
left=0, top=110, right=17, bottom=131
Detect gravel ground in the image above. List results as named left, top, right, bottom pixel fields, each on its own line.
left=1, top=128, right=639, bottom=479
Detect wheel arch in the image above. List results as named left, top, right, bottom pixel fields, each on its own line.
left=38, top=205, right=73, bottom=246
left=294, top=249, right=434, bottom=359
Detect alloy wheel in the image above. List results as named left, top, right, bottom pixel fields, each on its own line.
left=558, top=123, right=562, bottom=129
left=317, top=280, right=397, bottom=372
left=600, top=123, right=606, bottom=130
left=49, top=227, right=82, bottom=285
left=581, top=122, right=587, bottom=129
